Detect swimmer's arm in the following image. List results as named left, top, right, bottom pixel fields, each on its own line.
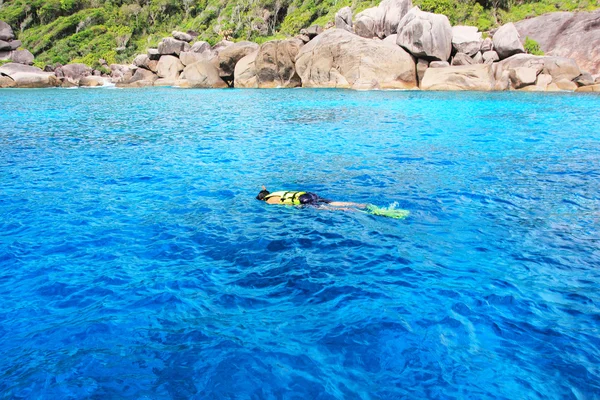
left=328, top=201, right=367, bottom=209
left=266, top=196, right=282, bottom=204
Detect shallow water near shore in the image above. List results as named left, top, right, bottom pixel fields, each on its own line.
left=1, top=88, right=599, bottom=399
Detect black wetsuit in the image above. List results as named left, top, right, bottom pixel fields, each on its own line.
left=298, top=192, right=331, bottom=205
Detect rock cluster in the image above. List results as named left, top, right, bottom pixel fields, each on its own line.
left=0, top=20, right=34, bottom=66
left=2, top=4, right=598, bottom=92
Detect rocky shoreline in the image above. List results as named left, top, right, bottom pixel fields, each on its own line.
left=1, top=1, right=599, bottom=93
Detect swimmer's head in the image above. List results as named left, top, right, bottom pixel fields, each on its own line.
left=256, top=185, right=270, bottom=201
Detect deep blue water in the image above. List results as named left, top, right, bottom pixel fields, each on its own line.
left=1, top=88, right=599, bottom=399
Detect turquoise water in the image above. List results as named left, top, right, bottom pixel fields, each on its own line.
left=1, top=88, right=599, bottom=399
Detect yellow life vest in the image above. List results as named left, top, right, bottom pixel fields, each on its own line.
left=264, top=191, right=306, bottom=205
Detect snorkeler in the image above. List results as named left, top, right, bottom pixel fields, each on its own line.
left=256, top=186, right=367, bottom=208
left=255, top=186, right=410, bottom=219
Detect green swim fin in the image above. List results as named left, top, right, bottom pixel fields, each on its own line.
left=365, top=204, right=410, bottom=219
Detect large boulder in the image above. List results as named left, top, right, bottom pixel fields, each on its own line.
left=451, top=26, right=482, bottom=56
left=420, top=64, right=495, bottom=91
left=493, top=54, right=580, bottom=83
left=156, top=55, right=184, bottom=80
left=508, top=67, right=537, bottom=89
left=295, top=29, right=417, bottom=90
left=172, top=31, right=193, bottom=42
left=79, top=76, right=105, bottom=87
left=109, top=64, right=135, bottom=82
left=451, top=53, right=474, bottom=66
left=355, top=0, right=412, bottom=39
left=0, top=75, right=15, bottom=88
left=0, top=63, right=58, bottom=88
left=335, top=6, right=353, bottom=32
left=182, top=61, right=228, bottom=88
left=575, top=84, right=600, bottom=93
left=9, top=39, right=21, bottom=50
left=0, top=40, right=10, bottom=51
left=234, top=39, right=303, bottom=88
left=57, top=63, right=92, bottom=84
left=10, top=49, right=34, bottom=65
left=0, top=20, right=15, bottom=41
left=514, top=10, right=600, bottom=75
left=133, top=54, right=158, bottom=72
left=215, top=41, right=259, bottom=79
left=0, top=50, right=12, bottom=61
left=190, top=41, right=212, bottom=54
left=179, top=51, right=213, bottom=66
left=482, top=50, right=499, bottom=64
left=158, top=37, right=187, bottom=56
left=127, top=67, right=158, bottom=85
left=396, top=7, right=452, bottom=61
left=492, top=23, right=524, bottom=60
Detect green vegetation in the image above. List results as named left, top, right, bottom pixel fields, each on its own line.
left=0, top=0, right=596, bottom=69
left=524, top=35, right=544, bottom=55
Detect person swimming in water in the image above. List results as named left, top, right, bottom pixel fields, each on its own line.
left=255, top=186, right=410, bottom=219
left=256, top=186, right=367, bottom=208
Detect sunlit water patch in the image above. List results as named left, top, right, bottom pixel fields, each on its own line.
left=1, top=88, right=599, bottom=399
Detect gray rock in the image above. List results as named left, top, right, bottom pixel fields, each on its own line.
left=335, top=6, right=353, bottom=32
left=158, top=37, right=187, bottom=56
left=234, top=52, right=258, bottom=88
left=492, top=23, right=524, bottom=60
left=416, top=59, right=429, bottom=84
left=355, top=7, right=379, bottom=38
left=0, top=20, right=15, bottom=41
left=300, top=25, right=323, bottom=39
left=0, top=75, right=15, bottom=88
left=515, top=10, right=600, bottom=75
left=378, top=0, right=413, bottom=38
left=109, top=64, right=135, bottom=82
left=183, top=61, right=228, bottom=88
left=0, top=63, right=58, bottom=88
left=0, top=40, right=10, bottom=51
left=133, top=54, right=150, bottom=68
left=59, top=63, right=92, bottom=84
left=480, top=37, right=493, bottom=52
left=235, top=39, right=303, bottom=88
left=147, top=48, right=160, bottom=60
left=382, top=34, right=398, bottom=46
left=179, top=51, right=213, bottom=66
left=296, top=34, right=311, bottom=44
left=451, top=53, right=474, bottom=66
left=9, top=39, right=21, bottom=50
left=420, top=64, right=495, bottom=91
left=190, top=41, right=211, bottom=53
left=0, top=50, right=12, bottom=61
left=79, top=76, right=105, bottom=87
left=295, top=28, right=417, bottom=90
left=10, top=49, right=34, bottom=65
left=573, top=72, right=595, bottom=87
left=156, top=55, right=184, bottom=80
left=134, top=54, right=158, bottom=72
left=482, top=50, right=499, bottom=64
left=452, top=26, right=482, bottom=56
left=172, top=31, right=193, bottom=42
left=397, top=7, right=452, bottom=61
left=429, top=61, right=450, bottom=68
left=213, top=40, right=234, bottom=52
left=129, top=67, right=158, bottom=84
left=215, top=41, right=259, bottom=78
left=472, top=52, right=483, bottom=64
left=355, top=0, right=413, bottom=39
left=575, top=83, right=600, bottom=92
left=494, top=53, right=580, bottom=82
left=509, top=67, right=537, bottom=89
